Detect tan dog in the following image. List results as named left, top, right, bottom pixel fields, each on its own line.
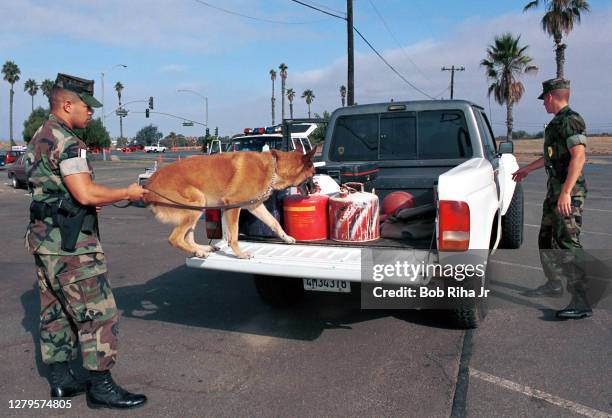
left=144, top=148, right=316, bottom=259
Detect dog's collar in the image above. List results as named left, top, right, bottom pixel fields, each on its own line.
left=257, top=153, right=278, bottom=203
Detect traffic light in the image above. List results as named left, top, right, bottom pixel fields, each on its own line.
left=214, top=127, right=218, bottom=136
left=145, top=109, right=149, bottom=118
left=205, top=128, right=210, bottom=138
left=148, top=97, right=154, bottom=110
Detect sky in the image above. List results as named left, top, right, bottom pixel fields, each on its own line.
left=1, top=0, right=611, bottom=142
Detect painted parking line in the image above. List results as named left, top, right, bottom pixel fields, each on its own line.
left=469, top=368, right=612, bottom=418
left=525, top=202, right=612, bottom=213
left=490, top=259, right=542, bottom=271
left=525, top=223, right=612, bottom=237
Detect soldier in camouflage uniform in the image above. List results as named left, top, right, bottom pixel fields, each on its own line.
left=26, top=73, right=148, bottom=408
left=512, top=78, right=591, bottom=319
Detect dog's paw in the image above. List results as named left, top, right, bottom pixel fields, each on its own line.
left=282, top=235, right=296, bottom=244
left=193, top=249, right=210, bottom=258
left=235, top=251, right=253, bottom=259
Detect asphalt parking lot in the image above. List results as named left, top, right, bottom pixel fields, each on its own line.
left=0, top=154, right=610, bottom=417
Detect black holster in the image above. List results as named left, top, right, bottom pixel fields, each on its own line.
left=30, top=198, right=98, bottom=252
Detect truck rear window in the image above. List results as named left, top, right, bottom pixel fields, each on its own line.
left=330, top=110, right=472, bottom=161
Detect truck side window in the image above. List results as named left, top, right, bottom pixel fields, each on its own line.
left=380, top=112, right=417, bottom=160
left=475, top=110, right=497, bottom=160
left=418, top=110, right=472, bottom=159
left=330, top=114, right=378, bottom=161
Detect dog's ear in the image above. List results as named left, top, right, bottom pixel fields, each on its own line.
left=294, top=142, right=304, bottom=154
left=302, top=147, right=317, bottom=161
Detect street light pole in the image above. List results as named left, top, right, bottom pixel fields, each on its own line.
left=100, top=64, right=127, bottom=129
left=177, top=89, right=208, bottom=127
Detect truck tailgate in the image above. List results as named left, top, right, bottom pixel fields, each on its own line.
left=186, top=241, right=362, bottom=281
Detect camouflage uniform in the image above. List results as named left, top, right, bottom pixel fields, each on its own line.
left=538, top=104, right=588, bottom=296
left=26, top=113, right=118, bottom=371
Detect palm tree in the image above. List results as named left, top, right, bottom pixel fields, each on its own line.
left=269, top=69, right=276, bottom=125
left=2, top=60, right=21, bottom=146
left=41, top=79, right=54, bottom=101
left=481, top=33, right=538, bottom=141
left=523, top=0, right=590, bottom=79
left=287, top=88, right=296, bottom=119
left=301, top=89, right=315, bottom=118
left=24, top=79, right=38, bottom=111
left=114, top=81, right=124, bottom=140
left=339, top=85, right=347, bottom=107
left=279, top=63, right=288, bottom=121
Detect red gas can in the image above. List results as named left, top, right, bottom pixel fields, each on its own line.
left=283, top=194, right=329, bottom=241
left=329, top=183, right=380, bottom=242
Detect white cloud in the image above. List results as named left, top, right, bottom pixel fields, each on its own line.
left=159, top=64, right=188, bottom=74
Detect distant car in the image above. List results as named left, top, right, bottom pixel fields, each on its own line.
left=144, top=143, right=167, bottom=153
left=5, top=150, right=24, bottom=164
left=121, top=144, right=144, bottom=153
left=7, top=153, right=28, bottom=189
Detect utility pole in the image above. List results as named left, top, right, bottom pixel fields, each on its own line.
left=347, top=0, right=354, bottom=106
left=441, top=65, right=465, bottom=99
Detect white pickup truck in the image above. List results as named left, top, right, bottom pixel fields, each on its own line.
left=187, top=101, right=523, bottom=328
left=144, top=143, right=166, bottom=153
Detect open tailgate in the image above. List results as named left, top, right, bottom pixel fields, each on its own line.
left=186, top=241, right=362, bottom=281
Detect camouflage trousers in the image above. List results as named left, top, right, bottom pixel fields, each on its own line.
left=538, top=195, right=587, bottom=295
left=34, top=252, right=118, bottom=371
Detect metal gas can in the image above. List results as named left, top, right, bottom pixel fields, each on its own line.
left=283, top=194, right=329, bottom=241
left=329, top=182, right=379, bottom=242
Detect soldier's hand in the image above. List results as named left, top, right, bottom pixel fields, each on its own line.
left=512, top=167, right=529, bottom=182
left=126, top=183, right=148, bottom=202
left=557, top=192, right=572, bottom=217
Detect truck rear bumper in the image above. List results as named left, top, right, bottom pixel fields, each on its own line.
left=186, top=241, right=364, bottom=281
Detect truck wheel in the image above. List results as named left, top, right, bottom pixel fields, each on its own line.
left=10, top=175, right=19, bottom=189
left=448, top=269, right=489, bottom=329
left=500, top=182, right=523, bottom=249
left=254, top=275, right=304, bottom=308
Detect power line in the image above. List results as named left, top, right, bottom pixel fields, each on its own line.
left=307, top=0, right=346, bottom=17
left=288, top=0, right=345, bottom=20
left=366, top=0, right=432, bottom=83
left=193, top=0, right=330, bottom=24
left=352, top=26, right=435, bottom=99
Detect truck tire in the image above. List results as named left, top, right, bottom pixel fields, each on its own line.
left=448, top=268, right=488, bottom=329
left=254, top=275, right=304, bottom=308
left=10, top=174, right=20, bottom=189
left=500, top=182, right=523, bottom=249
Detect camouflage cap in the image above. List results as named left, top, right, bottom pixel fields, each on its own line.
left=54, top=73, right=103, bottom=108
left=538, top=78, right=570, bottom=100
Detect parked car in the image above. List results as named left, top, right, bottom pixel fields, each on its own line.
left=5, top=150, right=25, bottom=164
left=7, top=153, right=28, bottom=189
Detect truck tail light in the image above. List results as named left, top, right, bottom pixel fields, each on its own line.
left=205, top=209, right=222, bottom=239
left=438, top=200, right=470, bottom=251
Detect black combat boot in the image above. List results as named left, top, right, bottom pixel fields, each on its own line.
left=522, top=280, right=563, bottom=298
left=556, top=292, right=593, bottom=319
left=86, top=371, right=147, bottom=409
left=49, top=362, right=87, bottom=398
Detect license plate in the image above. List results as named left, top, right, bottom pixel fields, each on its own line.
left=303, top=279, right=351, bottom=293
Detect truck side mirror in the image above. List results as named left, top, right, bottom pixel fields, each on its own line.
left=498, top=141, right=513, bottom=155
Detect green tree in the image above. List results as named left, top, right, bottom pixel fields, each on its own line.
left=23, top=107, right=49, bottom=143
left=269, top=69, right=276, bottom=125
left=2, top=60, right=21, bottom=146
left=279, top=63, right=288, bottom=121
left=134, top=124, right=163, bottom=146
left=339, top=85, right=347, bottom=107
left=81, top=118, right=111, bottom=149
left=311, top=111, right=330, bottom=145
left=41, top=79, right=54, bottom=102
left=24, top=79, right=38, bottom=111
left=523, top=0, right=590, bottom=79
left=301, top=89, right=315, bottom=118
left=481, top=33, right=538, bottom=141
left=114, top=81, right=124, bottom=141
left=287, top=88, right=295, bottom=119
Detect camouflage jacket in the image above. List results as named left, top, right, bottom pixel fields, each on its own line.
left=25, top=115, right=103, bottom=255
left=543, top=106, right=587, bottom=199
